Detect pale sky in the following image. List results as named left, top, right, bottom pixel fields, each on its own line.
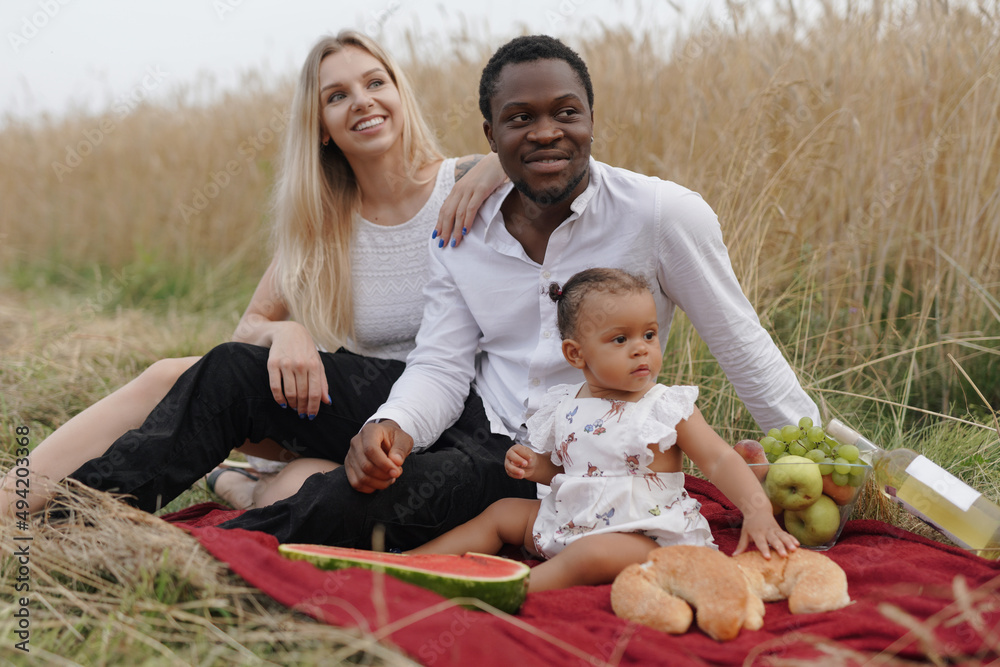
left=0, top=0, right=738, bottom=123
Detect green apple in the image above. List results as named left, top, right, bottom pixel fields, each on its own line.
left=763, top=455, right=823, bottom=511
left=784, top=495, right=842, bottom=546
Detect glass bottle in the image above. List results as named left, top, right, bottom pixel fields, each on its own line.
left=827, top=418, right=1000, bottom=559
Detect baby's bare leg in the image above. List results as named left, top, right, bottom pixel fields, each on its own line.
left=527, top=533, right=658, bottom=592
left=409, top=498, right=541, bottom=556
left=0, top=357, right=199, bottom=517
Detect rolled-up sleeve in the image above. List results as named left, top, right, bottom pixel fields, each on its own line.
left=368, top=241, right=482, bottom=452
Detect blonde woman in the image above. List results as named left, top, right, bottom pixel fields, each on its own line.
left=1, top=31, right=513, bottom=523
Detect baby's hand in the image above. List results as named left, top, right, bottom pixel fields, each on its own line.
left=505, top=444, right=536, bottom=479
left=733, top=511, right=799, bottom=559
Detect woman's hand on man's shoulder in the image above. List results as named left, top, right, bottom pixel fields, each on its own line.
left=434, top=153, right=507, bottom=249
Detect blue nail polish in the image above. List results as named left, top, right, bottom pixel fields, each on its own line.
left=431, top=229, right=438, bottom=239
left=308, top=414, right=316, bottom=421
left=299, top=413, right=306, bottom=419
left=279, top=403, right=287, bottom=409
left=451, top=239, right=457, bottom=247
left=438, top=239, right=444, bottom=248
left=326, top=394, right=332, bottom=403
left=462, top=227, right=468, bottom=235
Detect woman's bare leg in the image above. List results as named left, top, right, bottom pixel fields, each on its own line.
left=409, top=498, right=541, bottom=556
left=209, top=457, right=340, bottom=509
left=0, top=356, right=199, bottom=517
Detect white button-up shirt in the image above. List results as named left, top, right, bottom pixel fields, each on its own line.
left=372, top=159, right=819, bottom=451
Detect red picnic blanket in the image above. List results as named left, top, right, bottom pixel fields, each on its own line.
left=164, top=476, right=1000, bottom=666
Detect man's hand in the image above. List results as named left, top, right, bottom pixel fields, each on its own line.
left=346, top=420, right=414, bottom=493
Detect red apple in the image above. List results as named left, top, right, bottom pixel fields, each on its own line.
left=822, top=473, right=859, bottom=506
left=734, top=439, right=768, bottom=481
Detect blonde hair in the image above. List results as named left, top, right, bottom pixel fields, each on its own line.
left=271, top=31, right=444, bottom=350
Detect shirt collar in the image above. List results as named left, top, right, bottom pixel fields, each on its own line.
left=480, top=157, right=603, bottom=236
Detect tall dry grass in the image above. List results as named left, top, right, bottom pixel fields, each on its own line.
left=2, top=2, right=1000, bottom=662
left=562, top=1, right=1000, bottom=434
left=0, top=71, right=292, bottom=296
left=0, top=479, right=417, bottom=665
left=3, top=1, right=997, bottom=430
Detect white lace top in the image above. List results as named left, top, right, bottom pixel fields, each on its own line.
left=346, top=158, right=457, bottom=362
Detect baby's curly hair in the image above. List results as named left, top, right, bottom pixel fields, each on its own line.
left=549, top=268, right=651, bottom=340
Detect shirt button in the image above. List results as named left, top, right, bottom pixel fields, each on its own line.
left=542, top=271, right=551, bottom=280
left=530, top=378, right=540, bottom=387
left=543, top=331, right=552, bottom=339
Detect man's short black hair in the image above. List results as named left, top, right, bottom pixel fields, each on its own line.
left=478, top=35, right=594, bottom=122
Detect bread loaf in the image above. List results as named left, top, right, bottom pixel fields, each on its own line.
left=610, top=545, right=850, bottom=640
left=610, top=545, right=763, bottom=641
left=734, top=548, right=851, bottom=614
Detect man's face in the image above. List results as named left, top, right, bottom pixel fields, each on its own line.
left=484, top=58, right=594, bottom=208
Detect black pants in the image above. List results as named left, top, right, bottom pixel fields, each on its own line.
left=69, top=342, right=536, bottom=549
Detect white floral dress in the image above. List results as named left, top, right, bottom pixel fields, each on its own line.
left=527, top=382, right=717, bottom=559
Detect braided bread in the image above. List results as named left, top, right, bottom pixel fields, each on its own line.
left=610, top=545, right=764, bottom=641
left=734, top=548, right=851, bottom=614
left=610, top=545, right=850, bottom=641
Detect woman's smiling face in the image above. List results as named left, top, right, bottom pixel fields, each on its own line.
left=318, top=46, right=403, bottom=160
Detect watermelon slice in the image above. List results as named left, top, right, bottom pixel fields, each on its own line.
left=278, top=545, right=530, bottom=614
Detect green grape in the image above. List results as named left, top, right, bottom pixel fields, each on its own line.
left=788, top=441, right=807, bottom=457
left=848, top=469, right=866, bottom=486
left=759, top=436, right=779, bottom=454
left=806, top=426, right=826, bottom=443
left=833, top=457, right=851, bottom=475
left=818, top=442, right=834, bottom=457
left=798, top=416, right=814, bottom=430
left=780, top=424, right=802, bottom=443
left=805, top=449, right=826, bottom=463
left=770, top=441, right=787, bottom=458
left=838, top=444, right=860, bottom=463
left=767, top=428, right=782, bottom=441
left=831, top=471, right=850, bottom=486
left=819, top=458, right=835, bottom=475
left=848, top=463, right=868, bottom=477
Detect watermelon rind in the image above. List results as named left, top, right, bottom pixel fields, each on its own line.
left=278, top=545, right=530, bottom=614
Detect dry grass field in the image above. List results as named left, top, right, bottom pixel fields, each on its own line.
left=2, top=1, right=999, bottom=663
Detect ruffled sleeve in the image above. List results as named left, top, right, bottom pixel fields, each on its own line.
left=525, top=383, right=577, bottom=455
left=640, top=385, right=699, bottom=452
